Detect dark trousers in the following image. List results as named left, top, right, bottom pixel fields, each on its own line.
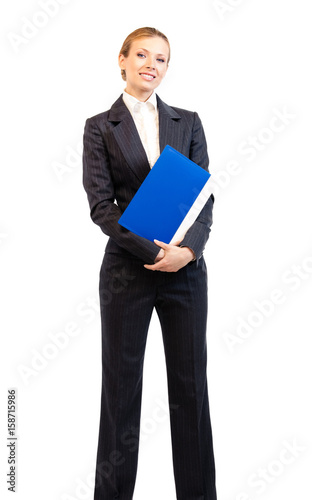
left=94, top=252, right=217, bottom=500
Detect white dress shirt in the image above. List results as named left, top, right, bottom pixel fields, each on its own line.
left=122, top=90, right=160, bottom=168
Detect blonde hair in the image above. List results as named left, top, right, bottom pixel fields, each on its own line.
left=119, top=27, right=170, bottom=81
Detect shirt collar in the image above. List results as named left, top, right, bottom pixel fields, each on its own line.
left=122, top=90, right=157, bottom=114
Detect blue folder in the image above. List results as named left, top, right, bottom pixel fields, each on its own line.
left=118, top=145, right=213, bottom=244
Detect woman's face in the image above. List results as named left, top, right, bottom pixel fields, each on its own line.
left=119, top=36, right=169, bottom=100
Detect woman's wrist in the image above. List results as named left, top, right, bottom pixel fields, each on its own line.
left=155, top=248, right=165, bottom=262
left=180, top=245, right=196, bottom=262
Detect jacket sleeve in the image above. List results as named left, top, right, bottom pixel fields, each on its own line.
left=82, top=117, right=160, bottom=263
left=179, top=112, right=214, bottom=261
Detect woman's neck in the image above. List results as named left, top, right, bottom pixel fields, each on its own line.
left=124, top=87, right=154, bottom=102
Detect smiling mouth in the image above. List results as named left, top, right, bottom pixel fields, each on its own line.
left=139, top=73, right=156, bottom=81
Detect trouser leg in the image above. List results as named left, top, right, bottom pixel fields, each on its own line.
left=94, top=253, right=156, bottom=500
left=155, top=258, right=217, bottom=500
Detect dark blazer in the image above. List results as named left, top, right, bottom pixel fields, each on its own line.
left=83, top=94, right=214, bottom=264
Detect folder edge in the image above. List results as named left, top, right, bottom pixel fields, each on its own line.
left=169, top=177, right=214, bottom=244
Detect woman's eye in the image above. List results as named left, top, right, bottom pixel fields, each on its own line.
left=157, top=58, right=165, bottom=63
left=137, top=53, right=145, bottom=58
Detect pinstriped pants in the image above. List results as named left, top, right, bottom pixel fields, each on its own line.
left=94, top=252, right=217, bottom=500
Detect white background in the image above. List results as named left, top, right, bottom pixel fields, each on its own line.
left=1, top=1, right=311, bottom=499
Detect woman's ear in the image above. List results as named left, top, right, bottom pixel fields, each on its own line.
left=118, top=53, right=125, bottom=70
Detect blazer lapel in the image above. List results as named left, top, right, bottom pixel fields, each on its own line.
left=108, top=94, right=182, bottom=183
left=108, top=95, right=150, bottom=183
left=157, top=95, right=182, bottom=153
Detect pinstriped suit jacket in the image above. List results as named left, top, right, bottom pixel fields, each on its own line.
left=83, top=94, right=214, bottom=265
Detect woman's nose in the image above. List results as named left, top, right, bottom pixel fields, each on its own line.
left=146, top=58, right=155, bottom=70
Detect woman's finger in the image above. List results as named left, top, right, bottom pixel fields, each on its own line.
left=154, top=239, right=169, bottom=250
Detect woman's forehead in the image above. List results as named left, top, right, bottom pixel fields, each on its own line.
left=130, top=37, right=169, bottom=56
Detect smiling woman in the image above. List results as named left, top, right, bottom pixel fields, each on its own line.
left=118, top=29, right=170, bottom=102
left=83, top=26, right=217, bottom=500
left=119, top=27, right=170, bottom=75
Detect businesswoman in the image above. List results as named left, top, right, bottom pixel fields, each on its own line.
left=83, top=27, right=217, bottom=500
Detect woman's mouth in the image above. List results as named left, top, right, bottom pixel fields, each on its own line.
left=139, top=73, right=156, bottom=81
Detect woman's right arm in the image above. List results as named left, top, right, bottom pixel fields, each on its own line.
left=83, top=117, right=161, bottom=263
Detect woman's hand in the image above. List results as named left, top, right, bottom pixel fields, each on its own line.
left=144, top=240, right=195, bottom=273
